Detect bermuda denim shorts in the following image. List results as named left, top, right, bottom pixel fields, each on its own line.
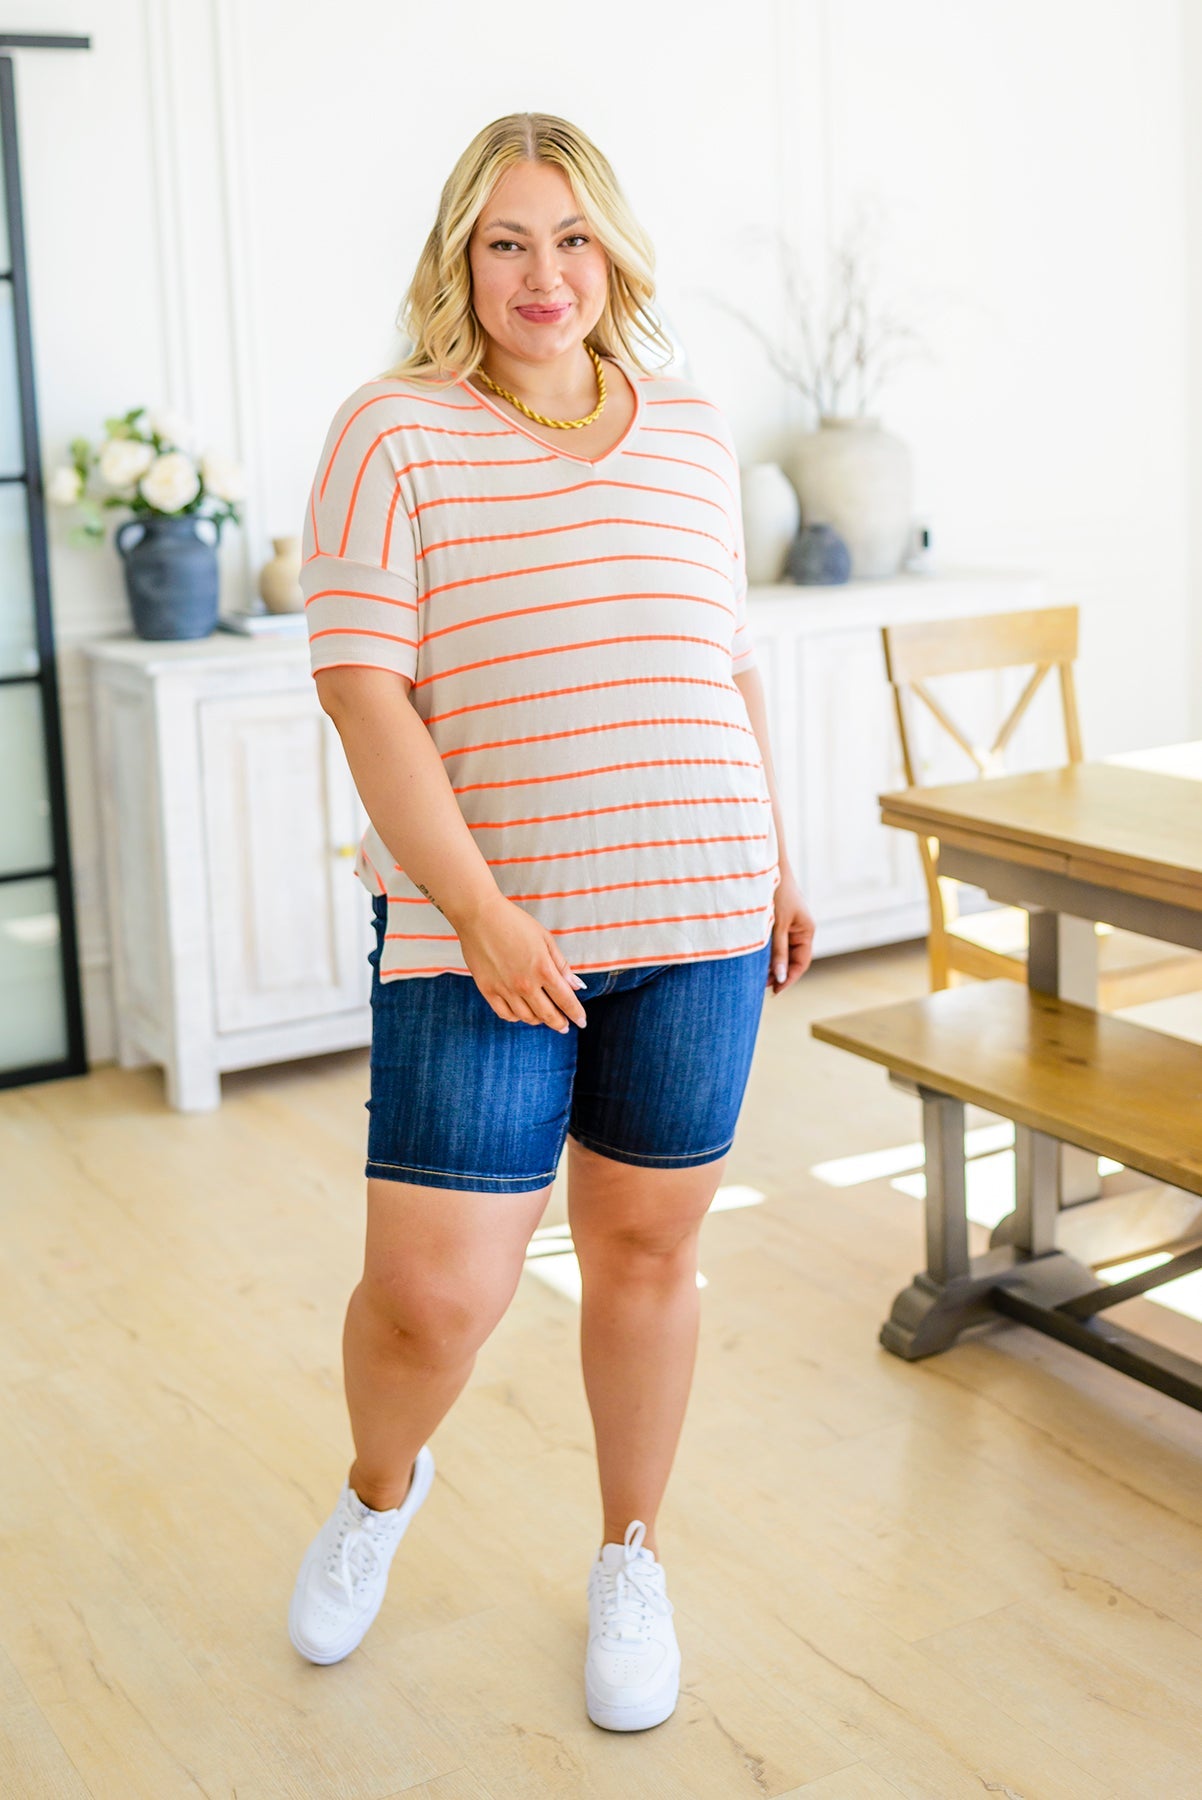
left=364, top=893, right=772, bottom=1193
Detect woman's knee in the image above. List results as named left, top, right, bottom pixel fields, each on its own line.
left=357, top=1175, right=551, bottom=1355
left=356, top=1263, right=513, bottom=1359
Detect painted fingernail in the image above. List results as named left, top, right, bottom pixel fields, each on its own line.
left=774, top=962, right=786, bottom=983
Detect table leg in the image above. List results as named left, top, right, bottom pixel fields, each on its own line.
left=1011, top=1128, right=1060, bottom=1255
left=1025, top=908, right=1100, bottom=1207
left=990, top=906, right=1105, bottom=1257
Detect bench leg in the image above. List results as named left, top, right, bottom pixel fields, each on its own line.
left=880, top=1089, right=1025, bottom=1360
left=922, top=1091, right=969, bottom=1282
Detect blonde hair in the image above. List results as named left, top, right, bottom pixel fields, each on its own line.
left=380, top=112, right=675, bottom=387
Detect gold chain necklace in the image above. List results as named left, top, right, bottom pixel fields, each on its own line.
left=476, top=342, right=607, bottom=429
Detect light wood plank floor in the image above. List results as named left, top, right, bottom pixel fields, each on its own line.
left=4, top=942, right=1202, bottom=1799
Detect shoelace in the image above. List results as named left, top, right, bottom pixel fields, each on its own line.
left=596, top=1522, right=675, bottom=1643
left=324, top=1504, right=394, bottom=1604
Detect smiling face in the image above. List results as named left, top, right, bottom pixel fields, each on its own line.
left=467, top=159, right=610, bottom=375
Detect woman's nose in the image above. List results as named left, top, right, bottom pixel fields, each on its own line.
left=526, top=249, right=564, bottom=292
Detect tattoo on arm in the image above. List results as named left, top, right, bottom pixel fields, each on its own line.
left=414, top=880, right=446, bottom=917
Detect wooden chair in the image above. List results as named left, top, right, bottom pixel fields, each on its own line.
left=881, top=604, right=1202, bottom=1008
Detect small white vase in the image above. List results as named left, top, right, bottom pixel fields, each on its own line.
left=740, top=463, right=802, bottom=584
left=258, top=535, right=304, bottom=613
left=788, top=418, right=914, bottom=579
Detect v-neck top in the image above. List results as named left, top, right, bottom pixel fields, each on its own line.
left=455, top=356, right=643, bottom=465
left=299, top=357, right=778, bottom=980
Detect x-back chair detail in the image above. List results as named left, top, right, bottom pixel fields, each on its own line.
left=881, top=604, right=1202, bottom=1007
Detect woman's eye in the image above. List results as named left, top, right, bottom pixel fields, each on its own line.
left=488, top=236, right=590, bottom=252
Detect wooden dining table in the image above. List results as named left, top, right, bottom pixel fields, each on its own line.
left=808, top=742, right=1202, bottom=1408
left=881, top=746, right=1202, bottom=964
left=879, top=742, right=1202, bottom=1259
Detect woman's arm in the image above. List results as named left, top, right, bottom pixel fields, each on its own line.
left=733, top=664, right=792, bottom=876
left=316, top=665, right=588, bottom=1030
left=735, top=663, right=815, bottom=987
left=315, top=665, right=502, bottom=930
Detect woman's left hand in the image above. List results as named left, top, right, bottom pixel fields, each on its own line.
left=767, top=868, right=815, bottom=994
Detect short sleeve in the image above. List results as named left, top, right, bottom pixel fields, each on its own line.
left=299, top=386, right=419, bottom=681
left=728, top=460, right=758, bottom=676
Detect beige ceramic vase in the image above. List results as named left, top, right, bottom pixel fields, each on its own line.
left=258, top=535, right=304, bottom=613
left=788, top=417, right=914, bottom=579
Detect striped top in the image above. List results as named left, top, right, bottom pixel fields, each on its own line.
left=300, top=354, right=780, bottom=981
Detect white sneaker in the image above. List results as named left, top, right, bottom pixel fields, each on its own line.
left=288, top=1445, right=435, bottom=1664
left=585, top=1519, right=681, bottom=1730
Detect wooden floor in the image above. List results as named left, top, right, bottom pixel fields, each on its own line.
left=5, top=942, right=1202, bottom=1799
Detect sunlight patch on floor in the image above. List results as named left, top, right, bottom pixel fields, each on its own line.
left=814, top=1130, right=1125, bottom=1230
left=813, top=1132, right=1202, bottom=1324
left=704, top=1183, right=766, bottom=1214
left=891, top=1150, right=1124, bottom=1228
left=811, top=1122, right=1015, bottom=1189
left=891, top=1148, right=1021, bottom=1228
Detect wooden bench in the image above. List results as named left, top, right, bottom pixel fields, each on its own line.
left=811, top=980, right=1202, bottom=1411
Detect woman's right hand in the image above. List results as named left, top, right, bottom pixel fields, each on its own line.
left=454, top=892, right=589, bottom=1033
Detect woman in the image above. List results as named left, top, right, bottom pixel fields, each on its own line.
left=288, top=111, right=815, bottom=1732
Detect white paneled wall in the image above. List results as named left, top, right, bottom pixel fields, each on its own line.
left=13, top=0, right=1198, bottom=1060
left=1185, top=0, right=1202, bottom=735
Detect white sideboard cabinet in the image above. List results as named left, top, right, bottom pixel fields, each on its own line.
left=85, top=566, right=1043, bottom=1109
left=86, top=635, right=371, bottom=1111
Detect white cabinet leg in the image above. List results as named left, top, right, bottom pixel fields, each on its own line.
left=164, top=1053, right=222, bottom=1112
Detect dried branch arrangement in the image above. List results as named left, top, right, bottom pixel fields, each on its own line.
left=706, top=214, right=932, bottom=421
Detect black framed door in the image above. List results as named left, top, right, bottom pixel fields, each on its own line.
left=0, top=39, right=90, bottom=1087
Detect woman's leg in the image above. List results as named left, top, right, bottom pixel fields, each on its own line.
left=567, top=1138, right=728, bottom=1558
left=343, top=1175, right=553, bottom=1510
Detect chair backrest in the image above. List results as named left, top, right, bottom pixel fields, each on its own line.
left=880, top=604, right=1082, bottom=930
left=881, top=604, right=1082, bottom=788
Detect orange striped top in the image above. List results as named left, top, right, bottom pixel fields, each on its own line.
left=300, top=354, right=780, bottom=981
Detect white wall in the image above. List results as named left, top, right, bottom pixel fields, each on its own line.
left=1184, top=0, right=1202, bottom=734
left=13, top=0, right=1196, bottom=1061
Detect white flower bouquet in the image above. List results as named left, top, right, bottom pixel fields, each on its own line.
left=47, top=406, right=245, bottom=547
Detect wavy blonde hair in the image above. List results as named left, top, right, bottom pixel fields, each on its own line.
left=379, top=112, right=675, bottom=388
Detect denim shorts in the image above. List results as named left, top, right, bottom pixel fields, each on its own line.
left=364, top=893, right=772, bottom=1193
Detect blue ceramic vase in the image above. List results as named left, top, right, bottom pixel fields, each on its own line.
left=115, top=514, right=220, bottom=640
left=787, top=521, right=852, bottom=585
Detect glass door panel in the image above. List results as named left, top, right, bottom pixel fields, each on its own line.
left=0, top=284, right=22, bottom=475
left=0, top=683, right=51, bottom=870
left=0, top=103, right=8, bottom=273
left=0, top=47, right=86, bottom=1087
left=0, top=482, right=35, bottom=675
left=0, top=128, right=8, bottom=270
left=0, top=876, right=68, bottom=1070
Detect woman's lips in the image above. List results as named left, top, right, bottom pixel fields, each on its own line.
left=516, top=304, right=570, bottom=321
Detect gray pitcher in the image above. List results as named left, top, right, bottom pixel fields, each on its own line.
left=115, top=514, right=219, bottom=640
